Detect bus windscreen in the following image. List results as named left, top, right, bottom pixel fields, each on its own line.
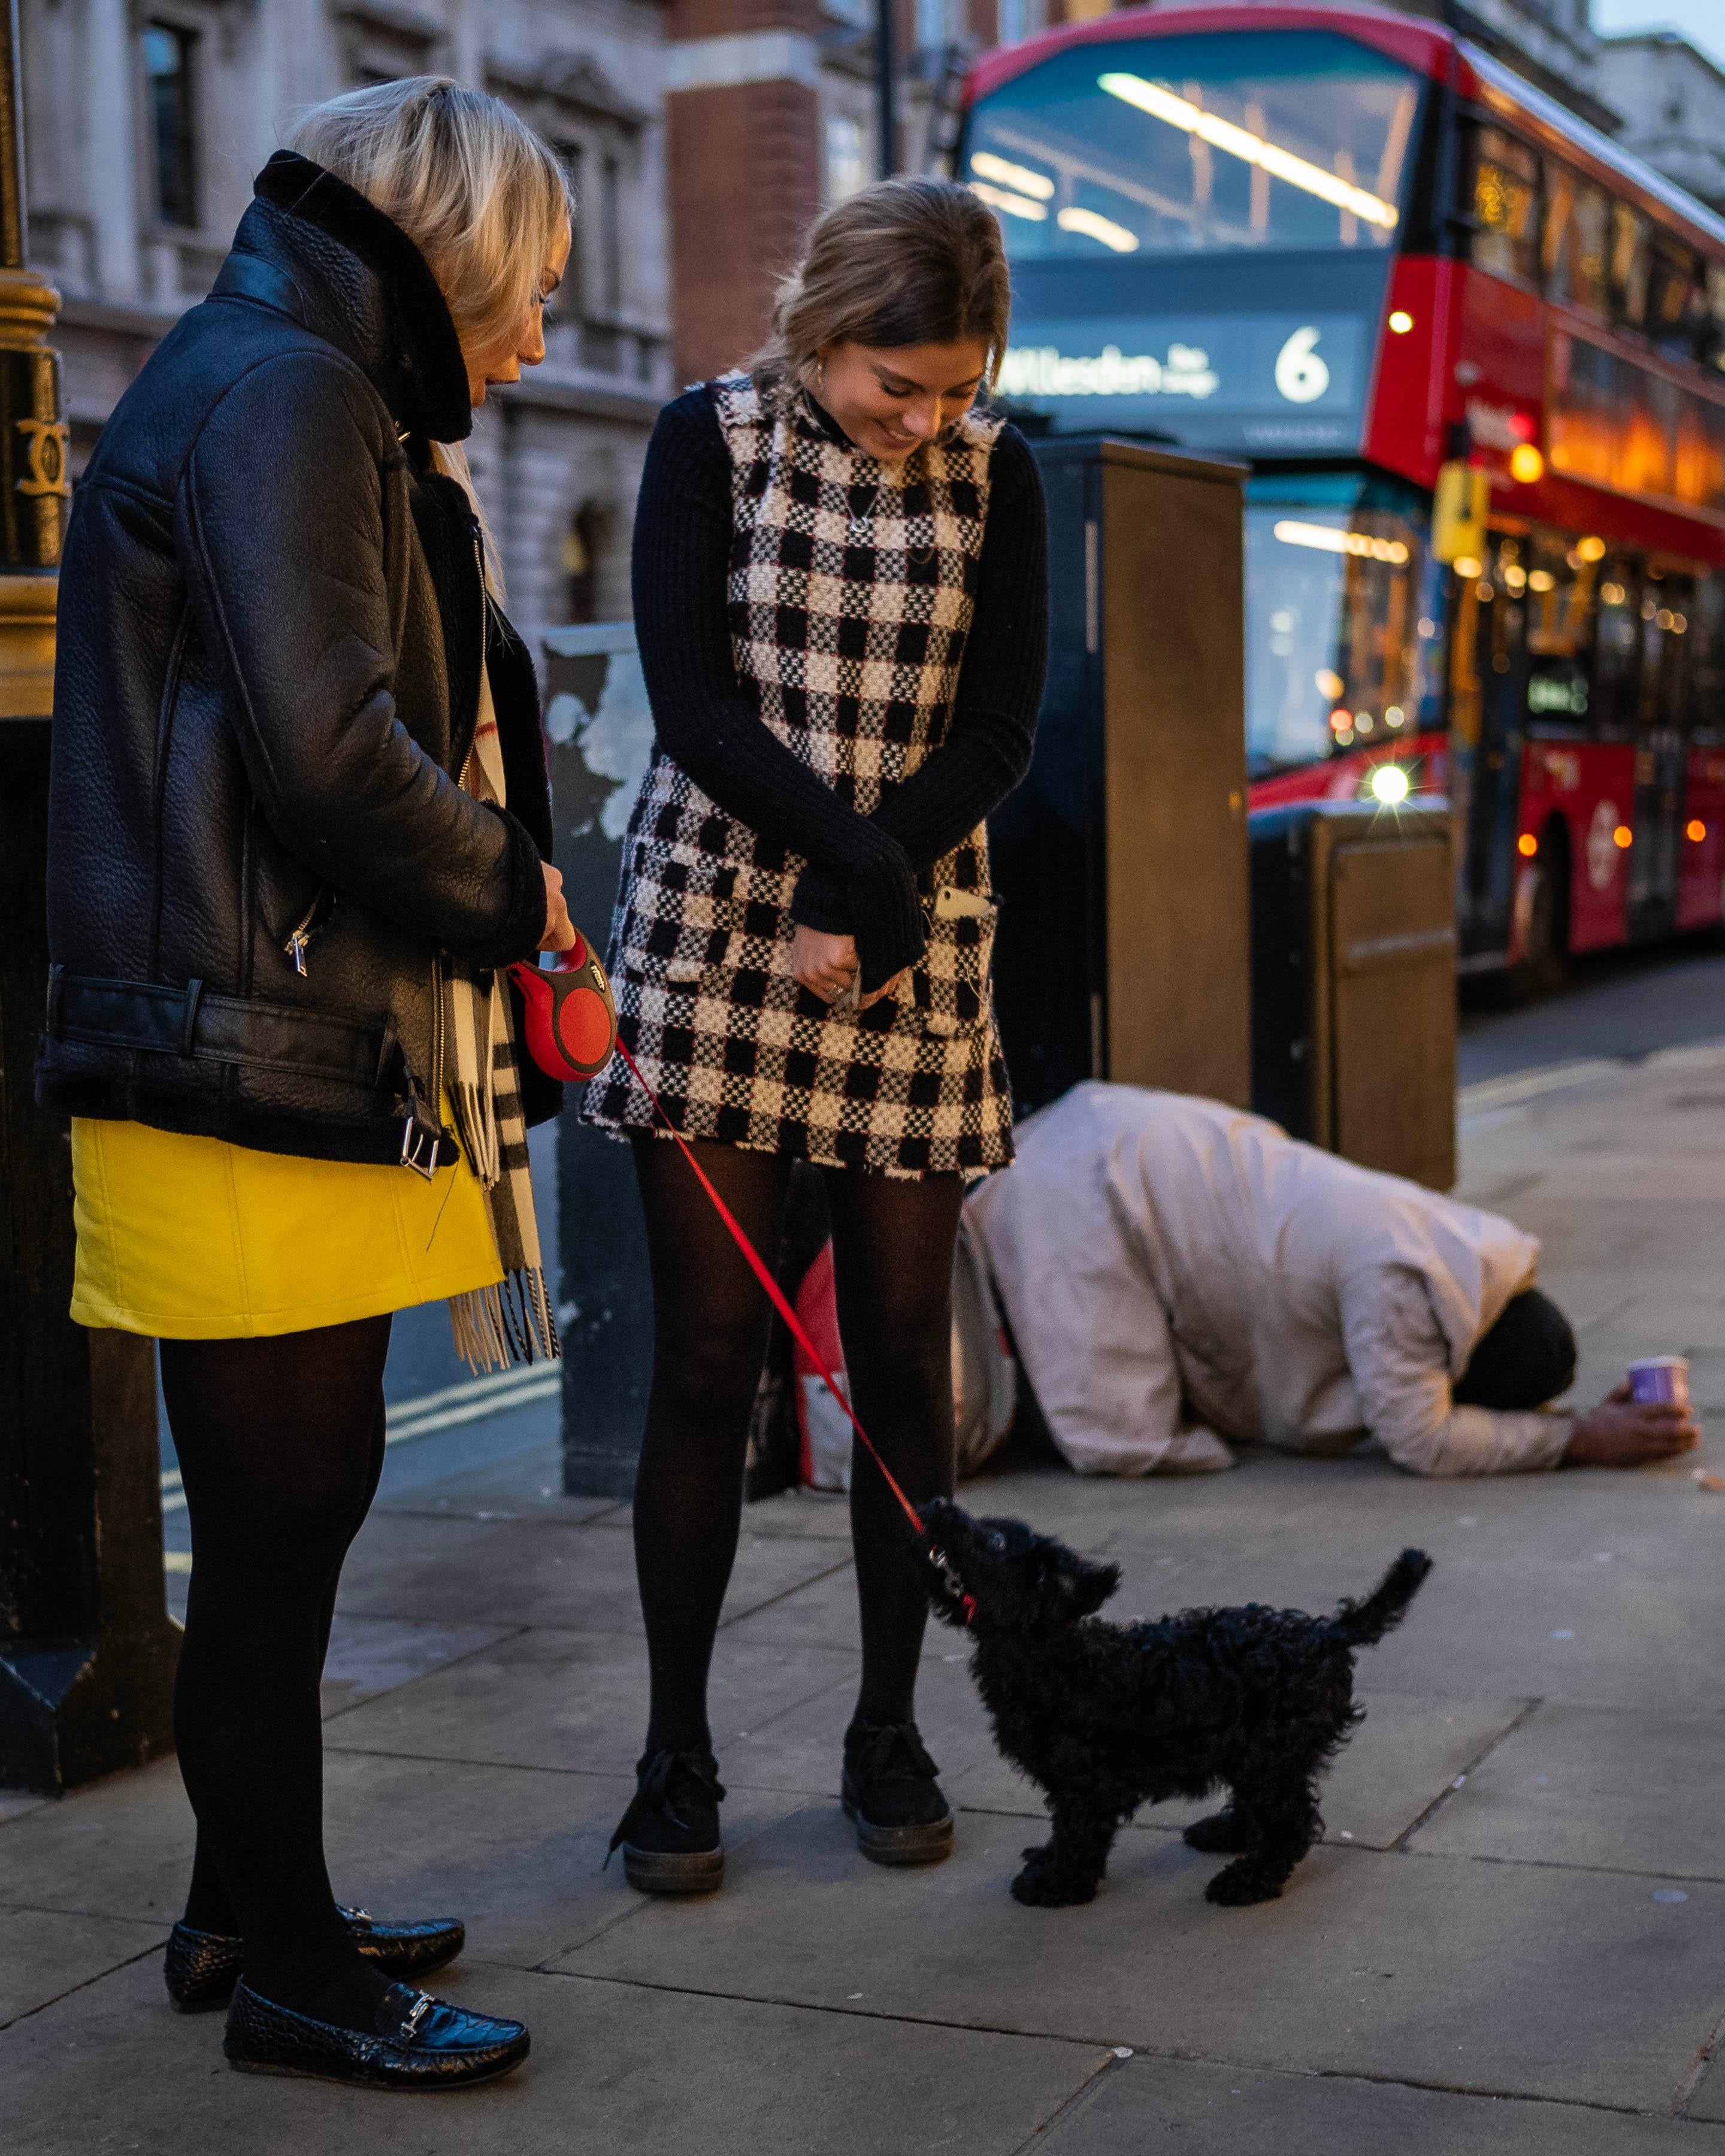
left=969, top=31, right=1421, bottom=261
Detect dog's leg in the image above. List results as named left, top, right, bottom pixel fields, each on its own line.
left=1012, top=1795, right=1116, bottom=1907
left=1203, top=1774, right=1321, bottom=1907
left=1183, top=1798, right=1258, bottom=1855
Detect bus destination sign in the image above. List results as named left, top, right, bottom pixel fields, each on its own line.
left=995, top=313, right=1367, bottom=452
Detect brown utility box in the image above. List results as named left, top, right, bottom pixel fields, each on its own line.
left=1250, top=801, right=1457, bottom=1191
left=991, top=438, right=1252, bottom=1113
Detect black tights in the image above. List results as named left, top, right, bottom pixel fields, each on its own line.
left=161, top=1318, right=392, bottom=2017
left=631, top=1137, right=964, bottom=1755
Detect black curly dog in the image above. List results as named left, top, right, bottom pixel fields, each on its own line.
left=918, top=1498, right=1432, bottom=1909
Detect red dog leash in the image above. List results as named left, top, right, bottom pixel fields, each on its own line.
left=613, top=1035, right=977, bottom=1625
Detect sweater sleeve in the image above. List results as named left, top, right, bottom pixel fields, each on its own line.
left=631, top=387, right=924, bottom=993
left=790, top=425, right=1048, bottom=932
left=1341, top=1267, right=1573, bottom=1477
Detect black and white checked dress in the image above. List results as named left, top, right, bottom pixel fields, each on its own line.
left=583, top=372, right=1015, bottom=1180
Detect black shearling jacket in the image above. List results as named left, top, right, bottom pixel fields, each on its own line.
left=37, top=152, right=561, bottom=1163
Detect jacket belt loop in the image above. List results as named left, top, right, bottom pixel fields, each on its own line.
left=180, top=978, right=205, bottom=1059
left=374, top=1012, right=399, bottom=1088
left=44, top=963, right=65, bottom=1041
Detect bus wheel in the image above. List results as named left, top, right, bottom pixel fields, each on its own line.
left=1511, top=837, right=1569, bottom=1001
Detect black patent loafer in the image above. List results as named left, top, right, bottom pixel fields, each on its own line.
left=609, top=1748, right=726, bottom=1895
left=841, top=1718, right=954, bottom=1866
left=223, top=1978, right=529, bottom=2091
left=165, top=1906, right=465, bottom=2012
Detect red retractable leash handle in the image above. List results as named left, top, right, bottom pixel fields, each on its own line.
left=612, top=1035, right=977, bottom=1627
left=507, top=934, right=618, bottom=1082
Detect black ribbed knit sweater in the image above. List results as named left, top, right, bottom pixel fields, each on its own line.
left=629, top=383, right=1048, bottom=992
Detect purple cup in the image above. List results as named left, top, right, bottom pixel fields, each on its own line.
left=1627, top=1356, right=1690, bottom=1407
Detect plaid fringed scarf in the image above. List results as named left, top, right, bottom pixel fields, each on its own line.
left=443, top=654, right=559, bottom=1373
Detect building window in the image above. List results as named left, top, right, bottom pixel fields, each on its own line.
left=600, top=154, right=622, bottom=315
left=560, top=143, right=585, bottom=315
left=142, top=22, right=198, bottom=229
left=563, top=499, right=613, bottom=623
left=915, top=0, right=953, bottom=54
left=827, top=114, right=868, bottom=203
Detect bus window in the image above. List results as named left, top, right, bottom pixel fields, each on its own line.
left=1638, top=562, right=1694, bottom=736
left=1647, top=243, right=1703, bottom=362
left=1470, top=129, right=1540, bottom=286
left=1243, top=502, right=1424, bottom=774
left=1703, top=267, right=1725, bottom=380
left=1523, top=529, right=1596, bottom=733
left=965, top=31, right=1424, bottom=260
left=1689, top=573, right=1725, bottom=743
left=1609, top=200, right=1650, bottom=329
left=1542, top=165, right=1610, bottom=319
left=1591, top=557, right=1642, bottom=740
left=1673, top=392, right=1725, bottom=513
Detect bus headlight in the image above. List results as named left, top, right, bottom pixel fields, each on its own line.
left=1369, top=764, right=1411, bottom=806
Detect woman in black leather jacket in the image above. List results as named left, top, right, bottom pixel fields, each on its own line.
left=40, top=80, right=573, bottom=2091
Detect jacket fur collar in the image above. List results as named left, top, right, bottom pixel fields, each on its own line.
left=236, top=150, right=472, bottom=443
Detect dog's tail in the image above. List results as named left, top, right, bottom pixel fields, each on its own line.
left=1325, top=1549, right=1433, bottom=1649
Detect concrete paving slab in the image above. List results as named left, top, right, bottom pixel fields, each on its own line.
left=1409, top=1701, right=1725, bottom=1879
left=336, top=1510, right=852, bottom=1632
left=1039, top=2053, right=1725, bottom=2154
left=319, top=1613, right=516, bottom=1713
left=0, top=1952, right=1109, bottom=2156
left=372, top=1443, right=624, bottom=1524
left=734, top=1488, right=861, bottom=1539
left=319, top=1749, right=806, bottom=1969
left=561, top=1803, right=1725, bottom=2112
left=323, top=1625, right=860, bottom=1776
left=0, top=1760, right=193, bottom=1927
left=0, top=1906, right=167, bottom=2029
left=1692, top=2055, right=1725, bottom=2123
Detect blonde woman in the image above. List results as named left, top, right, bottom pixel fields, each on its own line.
left=40, top=81, right=573, bottom=2089
left=585, top=181, right=1047, bottom=1889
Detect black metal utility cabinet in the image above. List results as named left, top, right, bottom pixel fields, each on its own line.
left=989, top=437, right=1252, bottom=1116
left=1250, top=801, right=1457, bottom=1192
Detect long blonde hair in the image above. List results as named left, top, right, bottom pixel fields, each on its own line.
left=288, top=78, right=572, bottom=586
left=288, top=76, right=572, bottom=367
left=754, top=179, right=1011, bottom=390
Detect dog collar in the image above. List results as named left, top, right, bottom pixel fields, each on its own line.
left=927, top=1543, right=977, bottom=1628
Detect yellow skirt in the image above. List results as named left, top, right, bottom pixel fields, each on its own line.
left=69, top=1109, right=503, bottom=1339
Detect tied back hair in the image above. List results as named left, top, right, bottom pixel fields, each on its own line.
left=286, top=76, right=574, bottom=591
left=752, top=178, right=1012, bottom=395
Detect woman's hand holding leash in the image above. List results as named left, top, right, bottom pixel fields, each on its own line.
left=540, top=860, right=577, bottom=952
left=792, top=925, right=906, bottom=1010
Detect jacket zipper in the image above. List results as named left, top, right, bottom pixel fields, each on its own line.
left=282, top=886, right=334, bottom=976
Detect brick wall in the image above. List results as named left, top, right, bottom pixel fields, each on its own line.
left=669, top=78, right=823, bottom=383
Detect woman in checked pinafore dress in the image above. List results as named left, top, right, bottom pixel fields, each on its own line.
left=584, top=180, right=1047, bottom=1889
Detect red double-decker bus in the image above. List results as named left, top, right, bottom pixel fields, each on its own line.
left=961, top=4, right=1725, bottom=980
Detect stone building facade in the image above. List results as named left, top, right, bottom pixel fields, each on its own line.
left=1596, top=29, right=1725, bottom=219
left=22, top=0, right=674, bottom=635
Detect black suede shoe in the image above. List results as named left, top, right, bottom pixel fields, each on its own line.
left=165, top=1906, right=465, bottom=2013
left=841, top=1719, right=954, bottom=1866
left=224, top=1978, right=528, bottom=2090
left=609, top=1748, right=726, bottom=1895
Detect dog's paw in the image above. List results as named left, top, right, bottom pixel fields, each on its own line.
left=1020, top=1841, right=1051, bottom=1864
left=1011, top=1863, right=1098, bottom=1907
left=1205, top=1862, right=1287, bottom=1907
left=1184, top=1809, right=1255, bottom=1855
